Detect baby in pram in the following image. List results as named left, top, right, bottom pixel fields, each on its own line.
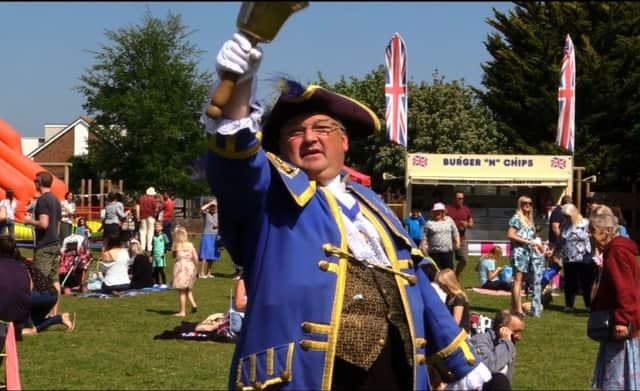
left=59, top=233, right=93, bottom=294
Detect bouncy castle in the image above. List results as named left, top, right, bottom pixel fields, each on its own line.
left=0, top=118, right=67, bottom=221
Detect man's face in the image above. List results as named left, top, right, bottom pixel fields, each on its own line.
left=455, top=192, right=465, bottom=206
left=278, top=113, right=349, bottom=182
left=508, top=316, right=525, bottom=343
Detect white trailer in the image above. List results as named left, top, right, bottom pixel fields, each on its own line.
left=405, top=153, right=574, bottom=256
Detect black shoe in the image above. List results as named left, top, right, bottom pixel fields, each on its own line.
left=191, top=307, right=198, bottom=314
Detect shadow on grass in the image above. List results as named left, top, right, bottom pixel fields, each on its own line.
left=213, top=272, right=240, bottom=278
left=542, top=302, right=590, bottom=316
left=145, top=309, right=179, bottom=315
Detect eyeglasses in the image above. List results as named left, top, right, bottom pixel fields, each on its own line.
left=282, top=120, right=342, bottom=140
left=522, top=201, right=533, bottom=206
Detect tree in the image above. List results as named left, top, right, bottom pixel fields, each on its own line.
left=478, top=2, right=640, bottom=187
left=313, top=65, right=505, bottom=192
left=76, top=10, right=212, bottom=196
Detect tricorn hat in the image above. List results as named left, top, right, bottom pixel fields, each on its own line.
left=261, top=80, right=381, bottom=153
left=146, top=187, right=157, bottom=196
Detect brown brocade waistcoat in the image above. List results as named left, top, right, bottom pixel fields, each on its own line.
left=335, top=260, right=414, bottom=370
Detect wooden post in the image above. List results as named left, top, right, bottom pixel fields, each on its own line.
left=80, top=179, right=86, bottom=209
left=119, top=180, right=124, bottom=195
left=88, top=179, right=93, bottom=220
left=573, top=167, right=585, bottom=213
left=107, top=179, right=112, bottom=194
left=99, top=179, right=105, bottom=212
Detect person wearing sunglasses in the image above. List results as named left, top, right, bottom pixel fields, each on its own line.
left=200, top=33, right=490, bottom=391
left=506, top=196, right=540, bottom=316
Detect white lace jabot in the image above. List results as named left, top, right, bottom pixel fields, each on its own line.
left=321, top=176, right=391, bottom=267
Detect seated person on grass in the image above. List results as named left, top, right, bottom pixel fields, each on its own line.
left=128, top=239, right=154, bottom=289
left=0, top=235, right=31, bottom=337
left=477, top=246, right=512, bottom=291
left=22, top=260, right=75, bottom=335
left=99, top=235, right=131, bottom=295
left=470, top=309, right=525, bottom=391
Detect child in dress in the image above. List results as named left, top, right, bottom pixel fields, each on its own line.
left=172, top=225, right=199, bottom=317
left=151, top=222, right=169, bottom=286
left=435, top=268, right=471, bottom=334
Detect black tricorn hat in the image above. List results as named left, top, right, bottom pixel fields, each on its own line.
left=261, top=80, right=381, bottom=153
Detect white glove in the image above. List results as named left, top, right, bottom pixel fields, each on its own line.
left=216, top=32, right=263, bottom=83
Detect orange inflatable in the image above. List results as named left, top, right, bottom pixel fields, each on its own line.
left=0, top=118, right=67, bottom=221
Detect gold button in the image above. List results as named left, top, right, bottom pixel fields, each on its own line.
left=378, top=338, right=386, bottom=347
left=235, top=382, right=244, bottom=391
left=386, top=313, right=393, bottom=321
left=317, top=260, right=330, bottom=271
left=254, top=381, right=264, bottom=390
left=381, top=288, right=388, bottom=295
left=407, top=275, right=418, bottom=285
left=280, top=371, right=292, bottom=382
left=300, top=340, right=312, bottom=350
left=301, top=322, right=312, bottom=333
left=322, top=243, right=333, bottom=254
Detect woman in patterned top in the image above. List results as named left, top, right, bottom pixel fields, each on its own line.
left=559, top=203, right=595, bottom=312
left=506, top=195, right=542, bottom=316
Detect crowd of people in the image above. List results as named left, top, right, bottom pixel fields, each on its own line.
left=0, top=173, right=232, bottom=344
left=404, top=189, right=639, bottom=389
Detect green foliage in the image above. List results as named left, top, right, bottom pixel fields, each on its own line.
left=76, top=10, right=213, bottom=197
left=479, top=2, right=640, bottom=187
left=314, top=66, right=505, bottom=192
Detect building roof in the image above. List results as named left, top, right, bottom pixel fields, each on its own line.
left=27, top=117, right=92, bottom=159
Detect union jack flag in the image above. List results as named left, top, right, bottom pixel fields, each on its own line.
left=411, top=155, right=428, bottom=167
left=385, top=33, right=408, bottom=147
left=550, top=157, right=567, bottom=169
left=556, top=34, right=575, bottom=153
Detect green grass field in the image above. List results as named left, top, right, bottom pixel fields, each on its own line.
left=13, top=245, right=600, bottom=390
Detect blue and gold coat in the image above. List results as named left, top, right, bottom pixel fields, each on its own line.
left=206, top=128, right=479, bottom=390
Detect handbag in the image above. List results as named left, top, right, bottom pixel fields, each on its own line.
left=587, top=310, right=614, bottom=341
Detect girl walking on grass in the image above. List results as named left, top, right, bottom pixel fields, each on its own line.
left=172, top=226, right=198, bottom=317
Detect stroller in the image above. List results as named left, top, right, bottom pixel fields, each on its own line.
left=59, top=234, right=93, bottom=294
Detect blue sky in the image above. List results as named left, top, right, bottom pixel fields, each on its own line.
left=0, top=2, right=513, bottom=137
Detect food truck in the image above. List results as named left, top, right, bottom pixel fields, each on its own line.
left=405, top=153, right=574, bottom=256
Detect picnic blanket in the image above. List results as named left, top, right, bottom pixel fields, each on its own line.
left=469, top=287, right=512, bottom=296
left=73, top=286, right=172, bottom=299
left=153, top=321, right=236, bottom=343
